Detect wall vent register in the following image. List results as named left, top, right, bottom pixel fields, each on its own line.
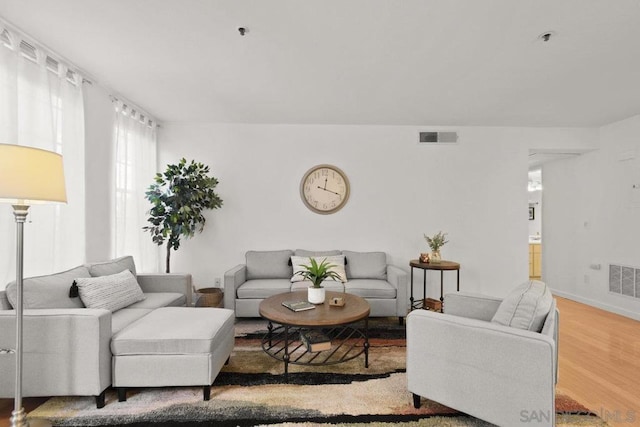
left=418, top=131, right=458, bottom=144
left=609, top=264, right=640, bottom=299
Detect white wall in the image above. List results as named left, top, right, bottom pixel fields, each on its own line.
left=544, top=114, right=640, bottom=320
left=159, top=123, right=596, bottom=300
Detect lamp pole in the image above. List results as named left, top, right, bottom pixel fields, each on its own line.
left=10, top=205, right=29, bottom=427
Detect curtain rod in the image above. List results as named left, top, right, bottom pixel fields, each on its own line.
left=0, top=17, right=97, bottom=86
left=0, top=17, right=161, bottom=124
left=110, top=95, right=160, bottom=127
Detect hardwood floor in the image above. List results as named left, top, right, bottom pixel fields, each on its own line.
left=555, top=297, right=640, bottom=427
left=1, top=296, right=639, bottom=426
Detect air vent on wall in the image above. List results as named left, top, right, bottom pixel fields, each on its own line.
left=419, top=131, right=458, bottom=144
left=609, top=264, right=640, bottom=299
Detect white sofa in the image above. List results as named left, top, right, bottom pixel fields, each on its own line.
left=407, top=285, right=559, bottom=427
left=224, top=249, right=409, bottom=323
left=0, top=256, right=192, bottom=408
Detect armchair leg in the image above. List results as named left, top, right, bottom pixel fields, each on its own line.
left=412, top=393, right=421, bottom=409
left=118, top=387, right=127, bottom=402
left=398, top=316, right=404, bottom=326
left=95, top=390, right=106, bottom=408
left=203, top=385, right=211, bottom=401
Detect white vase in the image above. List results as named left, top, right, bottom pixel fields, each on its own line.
left=308, top=286, right=326, bottom=304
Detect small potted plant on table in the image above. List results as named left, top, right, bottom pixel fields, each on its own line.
left=295, top=258, right=341, bottom=304
left=423, top=231, right=449, bottom=263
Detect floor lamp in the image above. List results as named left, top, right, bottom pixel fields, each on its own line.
left=0, top=144, right=67, bottom=427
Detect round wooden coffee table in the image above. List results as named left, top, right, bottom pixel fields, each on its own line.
left=259, top=291, right=370, bottom=381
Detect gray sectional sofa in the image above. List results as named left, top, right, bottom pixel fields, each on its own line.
left=0, top=256, right=193, bottom=407
left=224, top=249, right=409, bottom=322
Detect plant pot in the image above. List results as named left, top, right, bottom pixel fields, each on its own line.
left=308, top=286, right=326, bottom=304
left=430, top=250, right=442, bottom=263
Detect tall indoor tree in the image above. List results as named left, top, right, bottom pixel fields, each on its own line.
left=144, top=158, right=223, bottom=273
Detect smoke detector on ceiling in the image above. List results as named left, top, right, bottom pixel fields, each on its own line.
left=538, top=31, right=556, bottom=43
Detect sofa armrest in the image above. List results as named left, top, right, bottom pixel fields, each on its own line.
left=407, top=309, right=555, bottom=426
left=386, top=265, right=409, bottom=316
left=443, top=291, right=503, bottom=321
left=137, top=273, right=193, bottom=306
left=224, top=264, right=247, bottom=311
left=0, top=308, right=112, bottom=398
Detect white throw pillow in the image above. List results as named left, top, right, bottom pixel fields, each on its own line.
left=491, top=280, right=553, bottom=332
left=290, top=255, right=347, bottom=283
left=75, top=270, right=145, bottom=312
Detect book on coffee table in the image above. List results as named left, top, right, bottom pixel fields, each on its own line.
left=300, top=329, right=331, bottom=352
left=282, top=300, right=315, bottom=312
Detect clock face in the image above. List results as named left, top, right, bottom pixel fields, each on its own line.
left=300, top=164, right=350, bottom=214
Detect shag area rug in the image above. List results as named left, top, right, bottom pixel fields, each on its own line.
left=29, top=319, right=604, bottom=427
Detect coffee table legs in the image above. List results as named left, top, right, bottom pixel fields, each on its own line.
left=364, top=318, right=369, bottom=368
left=267, top=321, right=273, bottom=347
left=283, top=325, right=290, bottom=382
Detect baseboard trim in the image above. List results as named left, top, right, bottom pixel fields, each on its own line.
left=550, top=288, right=640, bottom=321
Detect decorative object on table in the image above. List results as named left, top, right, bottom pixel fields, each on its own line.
left=294, top=258, right=342, bottom=304
left=329, top=296, right=345, bottom=306
left=194, top=287, right=224, bottom=308
left=300, top=164, right=350, bottom=214
left=423, top=231, right=448, bottom=263
left=300, top=329, right=332, bottom=352
left=0, top=144, right=67, bottom=427
left=419, top=252, right=430, bottom=263
left=144, top=158, right=223, bottom=273
left=423, top=297, right=443, bottom=312
left=281, top=300, right=316, bottom=312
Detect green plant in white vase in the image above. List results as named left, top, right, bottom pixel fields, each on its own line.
left=424, top=231, right=449, bottom=263
left=295, top=258, right=341, bottom=304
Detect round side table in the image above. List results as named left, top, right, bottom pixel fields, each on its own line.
left=409, top=260, right=460, bottom=311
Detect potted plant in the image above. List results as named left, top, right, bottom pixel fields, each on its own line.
left=143, top=158, right=223, bottom=273
left=295, top=258, right=341, bottom=304
left=423, top=231, right=449, bottom=263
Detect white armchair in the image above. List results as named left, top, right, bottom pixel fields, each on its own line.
left=407, top=291, right=559, bottom=427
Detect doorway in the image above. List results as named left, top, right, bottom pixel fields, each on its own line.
left=528, top=169, right=542, bottom=280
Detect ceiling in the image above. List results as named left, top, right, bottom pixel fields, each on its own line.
left=1, top=0, right=639, bottom=126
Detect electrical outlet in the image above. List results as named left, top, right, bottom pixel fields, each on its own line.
left=215, top=278, right=221, bottom=287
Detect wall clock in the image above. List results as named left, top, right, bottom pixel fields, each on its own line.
left=300, top=164, right=350, bottom=214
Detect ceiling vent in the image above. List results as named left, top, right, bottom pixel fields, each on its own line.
left=419, top=131, right=458, bottom=144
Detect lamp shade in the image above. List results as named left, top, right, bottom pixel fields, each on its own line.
left=0, top=144, right=67, bottom=204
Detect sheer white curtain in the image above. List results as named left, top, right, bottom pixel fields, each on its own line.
left=0, top=27, right=85, bottom=288
left=113, top=100, right=159, bottom=272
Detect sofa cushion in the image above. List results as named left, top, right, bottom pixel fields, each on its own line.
left=88, top=255, right=137, bottom=277
left=126, top=292, right=185, bottom=309
left=290, top=280, right=345, bottom=292
left=290, top=255, right=347, bottom=283
left=76, top=270, right=145, bottom=312
left=342, top=251, right=387, bottom=280
left=0, top=291, right=10, bottom=310
left=246, top=250, right=293, bottom=280
left=111, top=307, right=235, bottom=356
left=112, top=308, right=153, bottom=335
left=345, top=279, right=397, bottom=299
left=491, top=280, right=553, bottom=332
left=236, top=279, right=292, bottom=299
left=5, top=265, right=91, bottom=309
left=294, top=249, right=342, bottom=257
